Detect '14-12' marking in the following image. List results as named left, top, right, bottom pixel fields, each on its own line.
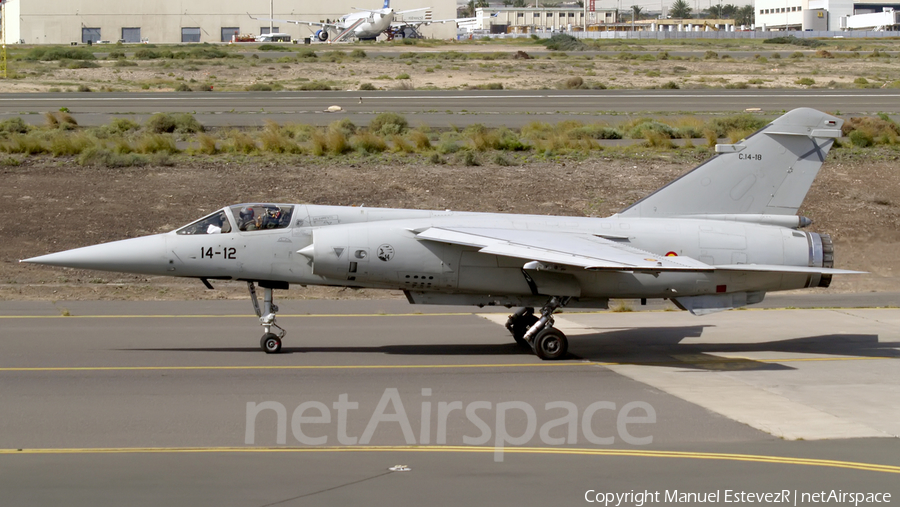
left=201, top=247, right=236, bottom=259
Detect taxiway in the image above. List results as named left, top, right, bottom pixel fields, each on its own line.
left=1, top=299, right=898, bottom=506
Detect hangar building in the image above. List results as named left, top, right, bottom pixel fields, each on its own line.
left=0, top=0, right=458, bottom=44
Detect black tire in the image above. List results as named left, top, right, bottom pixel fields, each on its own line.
left=532, top=328, right=568, bottom=360
left=506, top=308, right=538, bottom=347
left=260, top=333, right=282, bottom=354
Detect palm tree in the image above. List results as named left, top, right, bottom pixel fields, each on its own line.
left=630, top=5, right=643, bottom=32
left=631, top=5, right=643, bottom=20
left=735, top=4, right=754, bottom=25
left=705, top=4, right=722, bottom=18
left=669, top=0, right=692, bottom=19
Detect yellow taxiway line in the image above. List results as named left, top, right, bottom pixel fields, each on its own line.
left=2, top=445, right=899, bottom=474
left=0, top=356, right=893, bottom=372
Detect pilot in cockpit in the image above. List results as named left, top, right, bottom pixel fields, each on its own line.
left=238, top=206, right=257, bottom=231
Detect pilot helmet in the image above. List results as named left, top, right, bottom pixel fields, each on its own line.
left=267, top=207, right=282, bottom=219
left=239, top=206, right=255, bottom=220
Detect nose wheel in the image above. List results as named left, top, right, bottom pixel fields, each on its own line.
left=260, top=333, right=282, bottom=354
left=248, top=281, right=288, bottom=354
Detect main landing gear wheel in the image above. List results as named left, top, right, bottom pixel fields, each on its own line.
left=506, top=307, right=538, bottom=347
left=261, top=333, right=282, bottom=354
left=520, top=296, right=571, bottom=360
left=532, top=327, right=568, bottom=360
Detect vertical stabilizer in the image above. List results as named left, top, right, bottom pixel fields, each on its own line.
left=383, top=0, right=391, bottom=9
left=617, top=108, right=842, bottom=218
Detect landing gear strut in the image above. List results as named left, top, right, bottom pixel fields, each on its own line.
left=248, top=281, right=287, bottom=354
left=515, top=296, right=570, bottom=360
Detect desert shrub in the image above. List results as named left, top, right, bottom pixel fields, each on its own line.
left=260, top=121, right=301, bottom=154
left=78, top=147, right=148, bottom=167
left=568, top=125, right=622, bottom=140
left=196, top=133, right=218, bottom=155
left=350, top=49, right=367, bottom=58
left=133, top=49, right=174, bottom=60
left=351, top=131, right=387, bottom=153
left=559, top=76, right=584, bottom=89
left=461, top=150, right=479, bottom=166
left=0, top=117, right=29, bottom=134
left=408, top=130, right=431, bottom=150
left=176, top=47, right=228, bottom=60
left=626, top=120, right=677, bottom=139
left=391, top=135, right=415, bottom=153
left=258, top=44, right=292, bottom=52
left=795, top=77, right=815, bottom=86
left=145, top=112, right=203, bottom=134
left=222, top=130, right=258, bottom=153
left=49, top=132, right=95, bottom=156
left=245, top=83, right=273, bottom=91
left=369, top=113, right=408, bottom=136
left=841, top=116, right=900, bottom=145
left=764, top=36, right=822, bottom=48
left=114, top=59, right=138, bottom=67
left=175, top=83, right=192, bottom=92
left=325, top=129, right=351, bottom=155
left=644, top=130, right=674, bottom=148
left=329, top=118, right=357, bottom=137
left=848, top=129, right=873, bottom=147
left=134, top=133, right=178, bottom=154
left=102, top=118, right=141, bottom=135
left=77, top=84, right=92, bottom=92
left=395, top=73, right=411, bottom=80
left=705, top=114, right=767, bottom=138
left=815, top=50, right=833, bottom=59
left=359, top=82, right=376, bottom=91
left=23, top=47, right=95, bottom=61
left=438, top=140, right=460, bottom=154
left=296, top=81, right=332, bottom=90
left=540, top=34, right=587, bottom=51
left=64, top=60, right=100, bottom=69
left=44, top=112, right=59, bottom=129
left=661, top=81, right=680, bottom=89
left=854, top=77, right=869, bottom=86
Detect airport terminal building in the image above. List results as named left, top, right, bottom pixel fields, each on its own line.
left=0, top=0, right=458, bottom=44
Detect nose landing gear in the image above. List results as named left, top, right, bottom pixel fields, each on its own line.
left=248, top=281, right=288, bottom=353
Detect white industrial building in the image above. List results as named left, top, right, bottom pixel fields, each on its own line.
left=755, top=0, right=900, bottom=30
left=0, top=0, right=458, bottom=44
left=471, top=6, right=617, bottom=33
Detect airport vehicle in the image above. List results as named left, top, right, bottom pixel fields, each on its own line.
left=22, top=108, right=860, bottom=359
left=249, top=0, right=472, bottom=42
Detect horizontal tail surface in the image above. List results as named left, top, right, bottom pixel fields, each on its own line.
left=617, top=108, right=842, bottom=219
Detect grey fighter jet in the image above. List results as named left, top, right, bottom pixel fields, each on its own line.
left=22, top=108, right=861, bottom=359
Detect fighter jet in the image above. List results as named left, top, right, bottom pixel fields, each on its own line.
left=22, top=108, right=861, bottom=359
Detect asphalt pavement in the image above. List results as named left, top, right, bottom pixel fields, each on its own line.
left=1, top=298, right=898, bottom=506
left=1, top=89, right=897, bottom=127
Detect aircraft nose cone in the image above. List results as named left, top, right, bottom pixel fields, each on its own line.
left=21, top=234, right=170, bottom=276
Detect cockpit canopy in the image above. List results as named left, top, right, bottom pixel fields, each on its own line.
left=175, top=204, right=294, bottom=235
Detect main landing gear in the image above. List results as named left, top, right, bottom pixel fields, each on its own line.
left=248, top=281, right=287, bottom=354
left=505, top=296, right=569, bottom=360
